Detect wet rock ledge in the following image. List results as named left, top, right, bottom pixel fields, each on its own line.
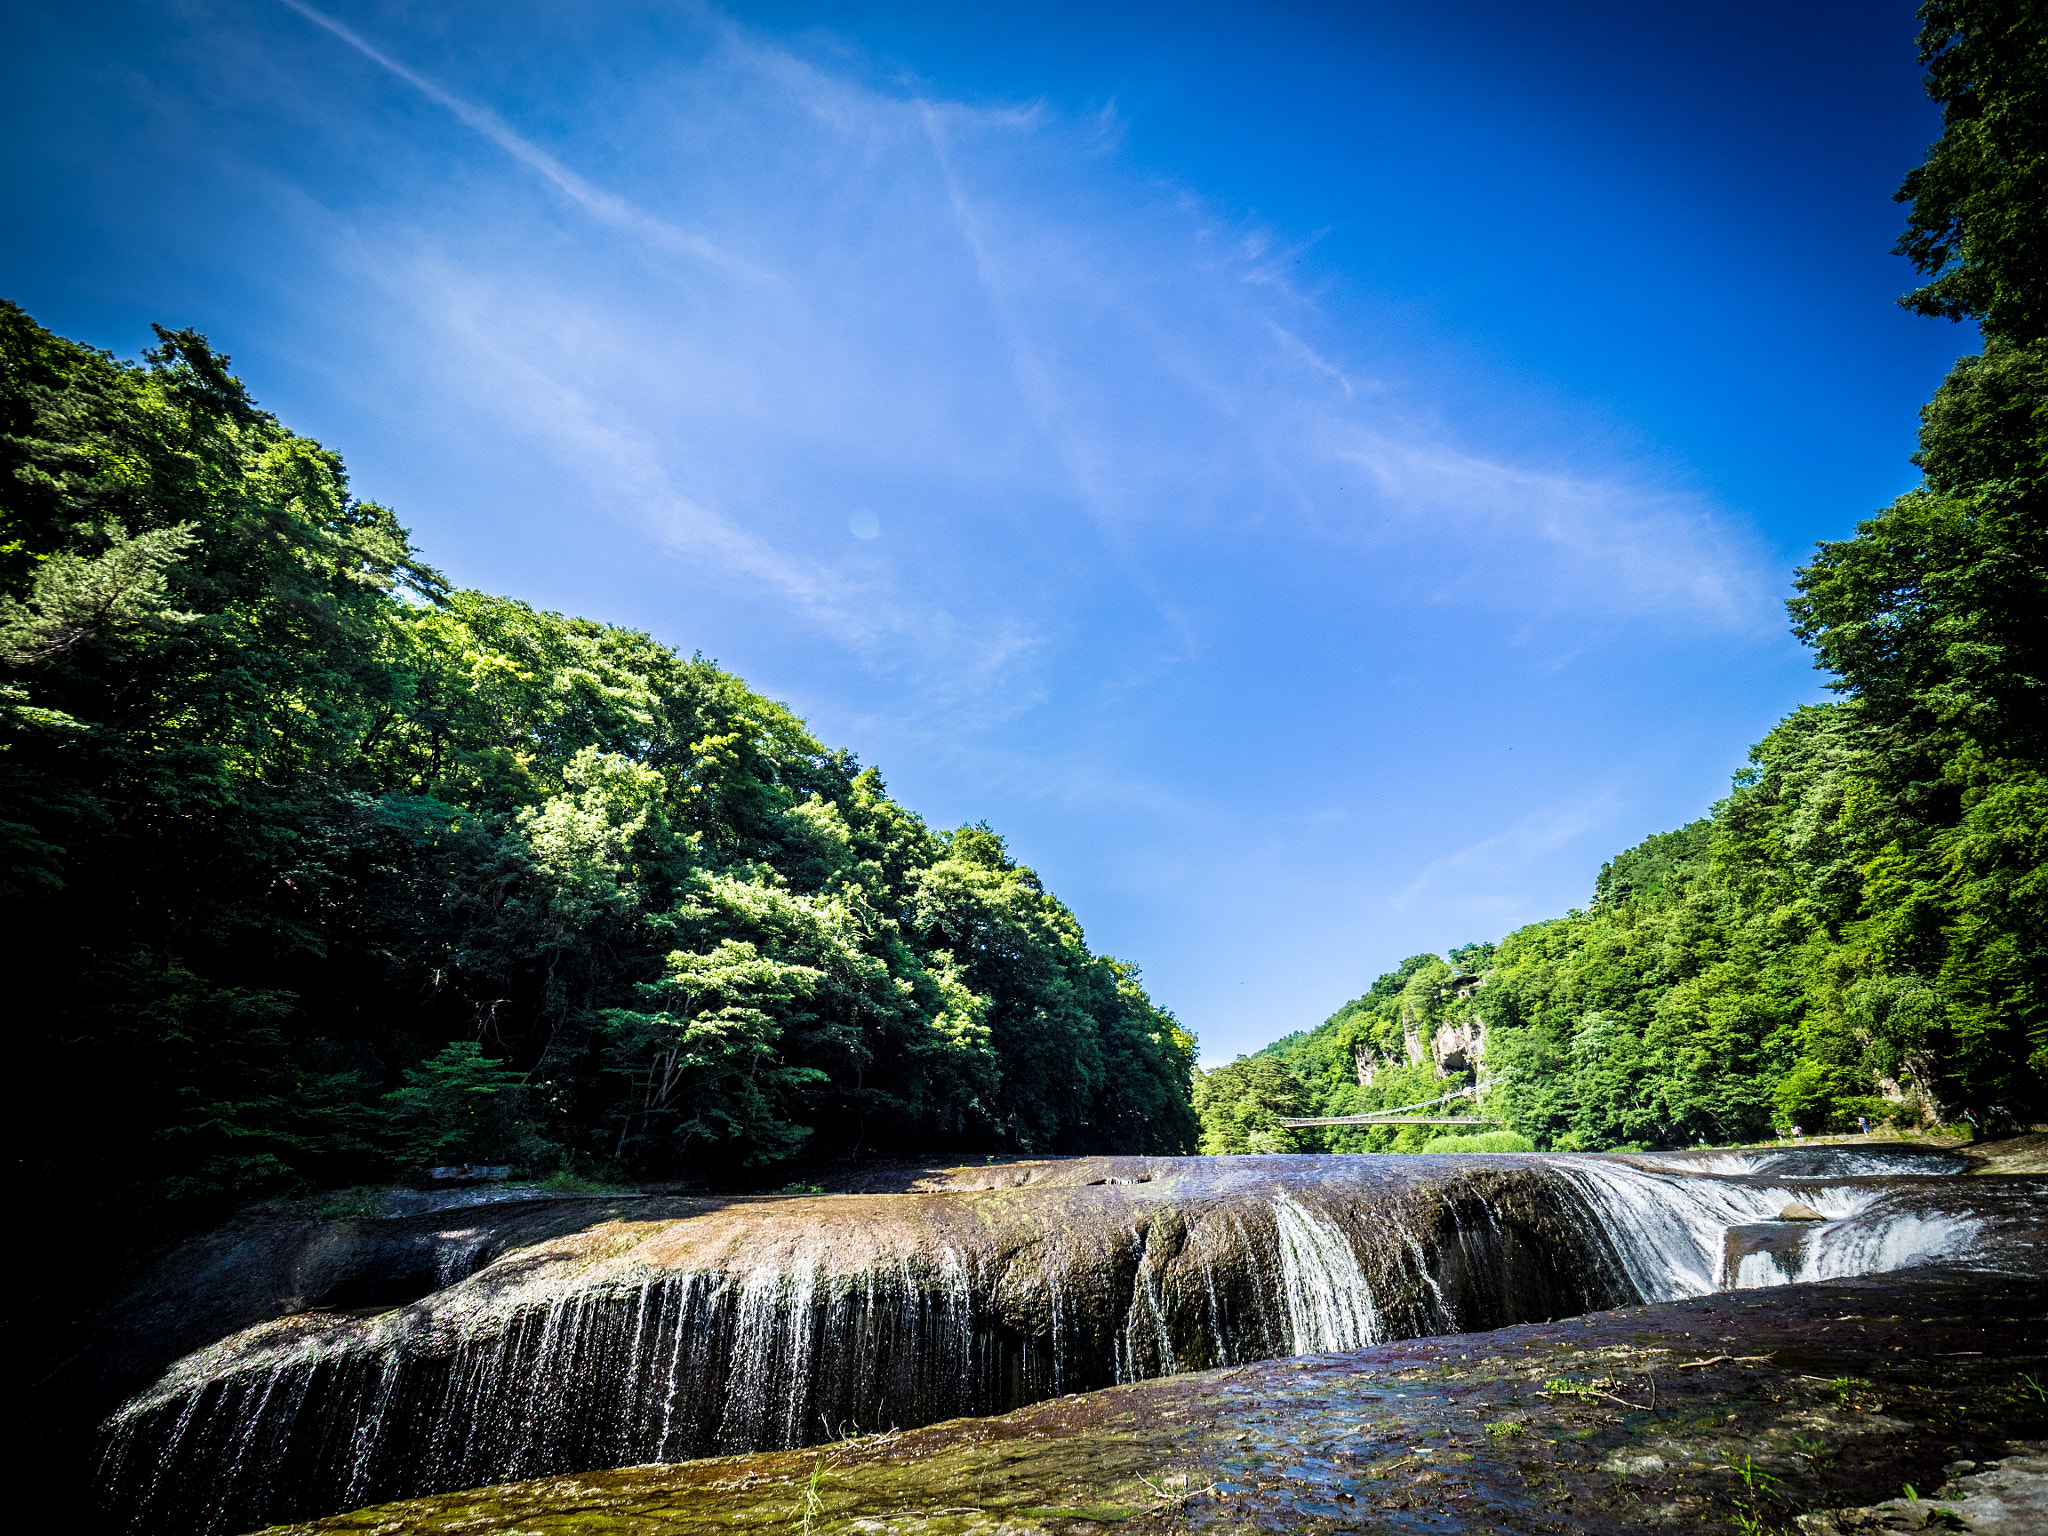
left=258, top=1267, right=2047, bottom=1536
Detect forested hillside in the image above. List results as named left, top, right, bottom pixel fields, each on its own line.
left=1, top=304, right=1197, bottom=1239
left=1200, top=0, right=2045, bottom=1155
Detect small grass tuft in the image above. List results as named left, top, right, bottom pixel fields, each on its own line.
left=799, top=1454, right=828, bottom=1536
left=1725, top=1453, right=1788, bottom=1536
left=316, top=1188, right=386, bottom=1220
left=1543, top=1376, right=1603, bottom=1401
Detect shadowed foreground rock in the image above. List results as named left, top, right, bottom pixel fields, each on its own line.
left=256, top=1268, right=2048, bottom=1536
left=1796, top=1444, right=2047, bottom=1535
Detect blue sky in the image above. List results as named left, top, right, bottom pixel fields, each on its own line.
left=3, top=1, right=1967, bottom=1063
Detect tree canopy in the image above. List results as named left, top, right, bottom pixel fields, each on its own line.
left=1893, top=0, right=2048, bottom=345
left=1, top=303, right=1197, bottom=1243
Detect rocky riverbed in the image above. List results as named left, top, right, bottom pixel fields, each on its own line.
left=42, top=1137, right=2048, bottom=1535
left=252, top=1266, right=2047, bottom=1536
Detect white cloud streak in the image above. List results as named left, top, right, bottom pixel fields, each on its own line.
left=260, top=1, right=1779, bottom=715
left=1328, top=429, right=1770, bottom=629
left=273, top=0, right=770, bottom=279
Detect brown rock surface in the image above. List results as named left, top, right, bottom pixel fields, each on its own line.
left=1965, top=1135, right=2048, bottom=1177
left=251, top=1270, right=2048, bottom=1536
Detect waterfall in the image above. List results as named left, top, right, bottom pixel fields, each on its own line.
left=718, top=1262, right=817, bottom=1450
left=96, top=1151, right=2000, bottom=1536
left=1548, top=1157, right=1818, bottom=1296
left=1796, top=1211, right=1981, bottom=1285
left=1655, top=1148, right=1969, bottom=1180
left=1270, top=1195, right=1380, bottom=1352
left=1115, top=1226, right=1181, bottom=1383
left=1548, top=1156, right=1993, bottom=1300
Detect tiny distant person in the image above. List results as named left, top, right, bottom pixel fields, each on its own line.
left=1859, top=1115, right=1870, bottom=1136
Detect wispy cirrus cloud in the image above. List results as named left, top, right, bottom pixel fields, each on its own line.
left=268, top=0, right=1774, bottom=698
left=1394, top=789, right=1627, bottom=918
left=1326, top=427, right=1772, bottom=629
left=274, top=0, right=770, bottom=279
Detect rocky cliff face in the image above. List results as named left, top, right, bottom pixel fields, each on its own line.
left=1350, top=972, right=1487, bottom=1087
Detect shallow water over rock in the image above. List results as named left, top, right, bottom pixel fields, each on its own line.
left=92, top=1148, right=2037, bottom=1534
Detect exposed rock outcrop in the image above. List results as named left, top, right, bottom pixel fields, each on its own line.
left=1796, top=1445, right=2048, bottom=1535
left=98, top=1157, right=1610, bottom=1533
left=243, top=1270, right=2048, bottom=1536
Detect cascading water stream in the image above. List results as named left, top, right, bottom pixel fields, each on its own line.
left=1270, top=1194, right=1380, bottom=1351
left=1546, top=1157, right=1981, bottom=1297
left=95, top=1150, right=2004, bottom=1536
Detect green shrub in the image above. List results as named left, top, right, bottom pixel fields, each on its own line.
left=381, top=1042, right=550, bottom=1169
left=1418, top=1129, right=1536, bottom=1153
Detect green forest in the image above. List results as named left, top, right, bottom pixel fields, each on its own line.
left=1, top=304, right=1199, bottom=1237
left=4, top=1, right=2042, bottom=1241
left=1198, top=0, right=2045, bottom=1156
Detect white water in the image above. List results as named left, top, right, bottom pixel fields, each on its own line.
left=718, top=1260, right=817, bottom=1449
left=1651, top=1149, right=1968, bottom=1179
left=1800, top=1210, right=1981, bottom=1283
left=1116, top=1227, right=1181, bottom=1383
left=1270, top=1194, right=1381, bottom=1351
left=1551, top=1157, right=1978, bottom=1298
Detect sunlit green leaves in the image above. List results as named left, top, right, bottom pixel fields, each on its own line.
left=4, top=301, right=1200, bottom=1240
